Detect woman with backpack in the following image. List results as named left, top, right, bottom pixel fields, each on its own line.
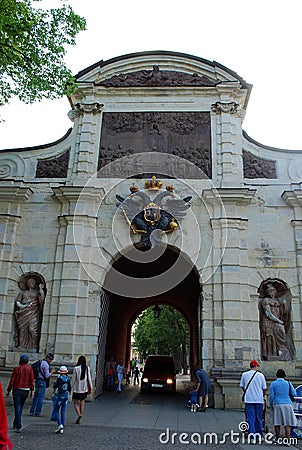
left=53, top=366, right=71, bottom=434
left=71, top=356, right=92, bottom=424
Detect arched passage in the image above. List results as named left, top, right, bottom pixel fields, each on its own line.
left=98, top=246, right=202, bottom=393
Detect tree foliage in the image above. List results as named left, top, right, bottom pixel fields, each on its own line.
left=134, top=306, right=189, bottom=368
left=0, top=0, right=86, bottom=106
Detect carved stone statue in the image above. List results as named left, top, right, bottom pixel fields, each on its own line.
left=14, top=273, right=46, bottom=352
left=258, top=279, right=295, bottom=361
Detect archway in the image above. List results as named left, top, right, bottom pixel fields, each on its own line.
left=98, top=246, right=202, bottom=394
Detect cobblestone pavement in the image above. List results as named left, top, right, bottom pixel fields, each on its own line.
left=6, top=376, right=302, bottom=450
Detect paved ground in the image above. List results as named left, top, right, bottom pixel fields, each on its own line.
left=5, top=376, right=301, bottom=450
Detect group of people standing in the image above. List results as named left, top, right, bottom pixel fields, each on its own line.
left=104, top=357, right=140, bottom=392
left=5, top=353, right=92, bottom=436
left=240, top=359, right=297, bottom=445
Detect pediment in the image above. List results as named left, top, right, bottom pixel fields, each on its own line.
left=75, top=51, right=250, bottom=91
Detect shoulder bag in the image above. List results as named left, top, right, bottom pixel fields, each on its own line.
left=242, top=371, right=257, bottom=402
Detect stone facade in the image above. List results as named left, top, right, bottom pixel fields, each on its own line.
left=0, top=51, right=302, bottom=407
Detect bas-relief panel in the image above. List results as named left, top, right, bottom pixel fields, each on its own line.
left=98, top=112, right=212, bottom=179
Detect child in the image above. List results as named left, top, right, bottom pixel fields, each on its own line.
left=125, top=370, right=131, bottom=385
left=53, top=366, right=71, bottom=434
left=189, top=386, right=199, bottom=412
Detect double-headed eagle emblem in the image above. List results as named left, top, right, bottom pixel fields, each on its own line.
left=116, top=176, right=192, bottom=248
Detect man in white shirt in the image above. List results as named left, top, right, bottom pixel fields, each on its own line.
left=240, top=360, right=267, bottom=444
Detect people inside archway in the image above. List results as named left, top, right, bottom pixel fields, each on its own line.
left=270, top=368, right=297, bottom=445
left=240, top=360, right=267, bottom=445
left=30, top=353, right=55, bottom=416
left=116, top=360, right=125, bottom=393
left=195, top=368, right=211, bottom=412
left=258, top=281, right=292, bottom=361
left=71, top=355, right=92, bottom=424
left=104, top=357, right=116, bottom=391
left=14, top=275, right=45, bottom=351
left=133, top=365, right=140, bottom=385
left=130, top=357, right=136, bottom=377
left=7, top=354, right=34, bottom=433
left=0, top=381, right=13, bottom=449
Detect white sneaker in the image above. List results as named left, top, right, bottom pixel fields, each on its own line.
left=55, top=424, right=64, bottom=434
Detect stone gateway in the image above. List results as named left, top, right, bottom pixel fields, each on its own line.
left=0, top=51, right=302, bottom=408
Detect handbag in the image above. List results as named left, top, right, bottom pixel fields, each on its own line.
left=288, top=381, right=295, bottom=402
left=242, top=371, right=257, bottom=402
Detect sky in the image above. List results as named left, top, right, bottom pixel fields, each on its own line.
left=1, top=0, right=302, bottom=150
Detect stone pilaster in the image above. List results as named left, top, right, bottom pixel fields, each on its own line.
left=202, top=188, right=256, bottom=369
left=211, top=101, right=246, bottom=188
left=71, top=102, right=103, bottom=178
left=51, top=187, right=104, bottom=370
left=0, top=186, right=33, bottom=360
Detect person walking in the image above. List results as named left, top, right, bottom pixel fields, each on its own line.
left=71, top=355, right=92, bottom=424
left=104, top=357, right=116, bottom=391
left=53, top=366, right=71, bottom=434
left=30, top=352, right=55, bottom=416
left=195, top=367, right=211, bottom=411
left=0, top=381, right=13, bottom=450
left=6, top=354, right=34, bottom=433
left=270, top=369, right=297, bottom=446
left=240, top=360, right=267, bottom=445
left=133, top=365, right=140, bottom=385
left=116, top=360, right=125, bottom=393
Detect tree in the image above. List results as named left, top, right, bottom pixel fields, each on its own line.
left=0, top=0, right=86, bottom=106
left=133, top=306, right=189, bottom=371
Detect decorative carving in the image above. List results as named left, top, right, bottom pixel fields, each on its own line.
left=243, top=150, right=277, bottom=179
left=14, top=272, right=46, bottom=352
left=98, top=112, right=212, bottom=178
left=98, top=65, right=218, bottom=87
left=75, top=102, right=103, bottom=114
left=36, top=150, right=70, bottom=178
left=211, top=102, right=239, bottom=114
left=0, top=155, right=25, bottom=178
left=116, top=179, right=192, bottom=248
left=258, top=279, right=295, bottom=361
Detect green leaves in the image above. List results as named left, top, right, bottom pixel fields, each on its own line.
left=0, top=0, right=86, bottom=106
left=134, top=306, right=189, bottom=360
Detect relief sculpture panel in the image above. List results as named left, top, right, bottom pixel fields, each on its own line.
left=98, top=112, right=211, bottom=178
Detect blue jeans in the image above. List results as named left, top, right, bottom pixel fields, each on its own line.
left=51, top=395, right=57, bottom=420
left=107, top=374, right=114, bottom=391
left=245, top=403, right=263, bottom=438
left=54, top=396, right=68, bottom=426
left=30, top=379, right=46, bottom=416
left=12, top=389, right=29, bottom=430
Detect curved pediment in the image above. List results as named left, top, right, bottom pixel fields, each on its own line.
left=75, top=50, right=251, bottom=92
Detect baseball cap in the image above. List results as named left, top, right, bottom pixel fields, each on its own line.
left=58, top=366, right=68, bottom=373
left=47, top=353, right=54, bottom=360
left=250, top=360, right=260, bottom=368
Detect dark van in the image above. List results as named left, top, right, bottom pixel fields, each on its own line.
left=141, top=355, right=176, bottom=393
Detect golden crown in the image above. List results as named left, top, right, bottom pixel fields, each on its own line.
left=145, top=175, right=163, bottom=190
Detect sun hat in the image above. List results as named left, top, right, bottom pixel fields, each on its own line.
left=250, top=360, right=260, bottom=368
left=58, top=366, right=68, bottom=373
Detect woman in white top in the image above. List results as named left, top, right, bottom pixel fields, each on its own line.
left=116, top=360, right=125, bottom=392
left=71, top=355, right=92, bottom=424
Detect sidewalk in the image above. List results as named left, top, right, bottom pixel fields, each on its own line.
left=6, top=376, right=300, bottom=449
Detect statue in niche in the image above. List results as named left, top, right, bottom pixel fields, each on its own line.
left=14, top=273, right=46, bottom=352
left=258, top=279, right=295, bottom=361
